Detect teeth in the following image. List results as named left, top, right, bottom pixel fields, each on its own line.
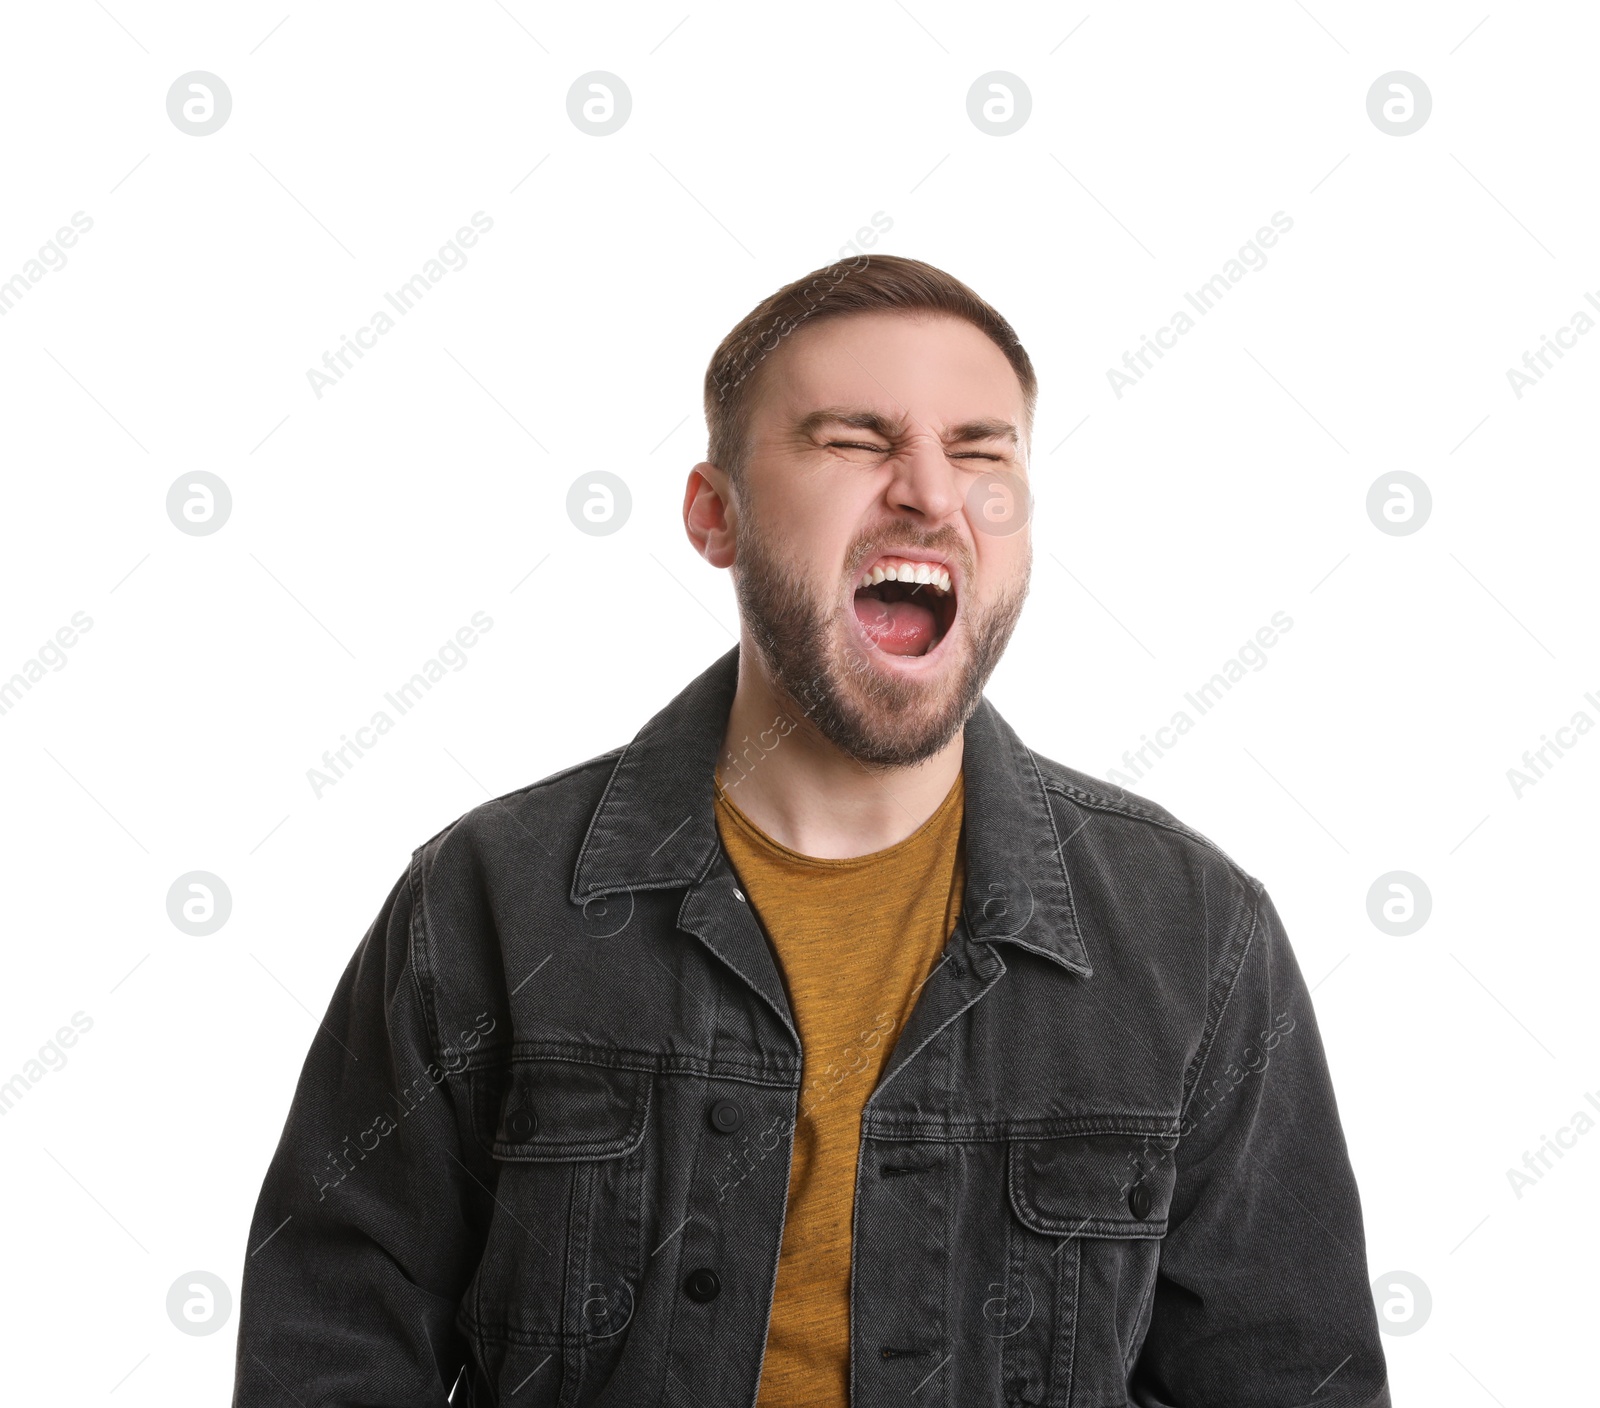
left=856, top=558, right=955, bottom=596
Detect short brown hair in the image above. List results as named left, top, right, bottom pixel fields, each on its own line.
left=702, top=253, right=1037, bottom=485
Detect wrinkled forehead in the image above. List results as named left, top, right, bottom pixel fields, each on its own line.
left=749, top=310, right=1028, bottom=443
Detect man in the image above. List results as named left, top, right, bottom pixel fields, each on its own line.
left=234, top=254, right=1390, bottom=1407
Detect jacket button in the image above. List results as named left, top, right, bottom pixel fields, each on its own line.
left=683, top=1267, right=721, bottom=1302
left=508, top=1109, right=536, bottom=1139
left=709, top=1099, right=743, bottom=1134
left=1128, top=1183, right=1152, bottom=1219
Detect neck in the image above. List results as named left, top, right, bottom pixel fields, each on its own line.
left=716, top=636, right=964, bottom=859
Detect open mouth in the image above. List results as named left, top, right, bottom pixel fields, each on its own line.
left=850, top=555, right=959, bottom=659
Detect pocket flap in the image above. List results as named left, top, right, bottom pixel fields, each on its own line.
left=1008, top=1131, right=1176, bottom=1239
left=487, top=1059, right=652, bottom=1161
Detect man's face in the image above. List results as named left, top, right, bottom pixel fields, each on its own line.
left=728, top=310, right=1032, bottom=768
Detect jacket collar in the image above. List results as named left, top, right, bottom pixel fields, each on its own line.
left=571, top=645, right=1092, bottom=978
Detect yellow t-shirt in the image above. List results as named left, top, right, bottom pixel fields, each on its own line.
left=713, top=768, right=967, bottom=1408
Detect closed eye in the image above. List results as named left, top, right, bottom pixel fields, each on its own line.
left=827, top=441, right=1005, bottom=462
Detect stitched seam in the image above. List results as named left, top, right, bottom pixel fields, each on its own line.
left=1005, top=1142, right=1170, bottom=1239
left=1027, top=752, right=1089, bottom=973
left=1041, top=777, right=1216, bottom=837
left=999, top=1200, right=1023, bottom=1399
left=940, top=1138, right=953, bottom=1408
left=414, top=749, right=625, bottom=859
left=1061, top=1236, right=1080, bottom=1407
left=1178, top=880, right=1263, bottom=1125
left=570, top=742, right=639, bottom=895
left=556, top=1163, right=581, bottom=1405
left=457, top=1308, right=570, bottom=1346
left=562, top=1160, right=599, bottom=1406
left=403, top=851, right=444, bottom=1067
left=494, top=1041, right=799, bottom=1085
left=470, top=1268, right=489, bottom=1395
left=1124, top=1246, right=1159, bottom=1379
left=676, top=846, right=801, bottom=1050
left=655, top=989, right=726, bottom=1408
left=1040, top=780, right=1251, bottom=883
left=748, top=1084, right=792, bottom=1408
left=1049, top=1224, right=1071, bottom=1407
left=873, top=1113, right=1180, bottom=1141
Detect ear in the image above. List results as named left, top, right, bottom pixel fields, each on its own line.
left=684, top=462, right=737, bottom=569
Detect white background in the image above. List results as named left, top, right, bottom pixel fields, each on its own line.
left=2, top=2, right=1595, bottom=1403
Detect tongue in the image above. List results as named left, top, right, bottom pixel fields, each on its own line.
left=854, top=594, right=937, bottom=656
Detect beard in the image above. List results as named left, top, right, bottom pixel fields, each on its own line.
left=731, top=505, right=1030, bottom=769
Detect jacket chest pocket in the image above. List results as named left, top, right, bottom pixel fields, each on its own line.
left=1000, top=1130, right=1176, bottom=1408
left=464, top=1058, right=653, bottom=1405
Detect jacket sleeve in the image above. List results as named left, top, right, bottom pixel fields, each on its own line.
left=233, top=855, right=492, bottom=1406
left=1128, top=881, right=1391, bottom=1408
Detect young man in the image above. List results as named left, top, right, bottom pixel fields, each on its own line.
left=234, top=255, right=1390, bottom=1407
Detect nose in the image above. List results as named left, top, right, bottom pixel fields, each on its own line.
left=885, top=431, right=963, bottom=524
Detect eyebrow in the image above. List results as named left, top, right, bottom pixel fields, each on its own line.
left=792, top=407, right=1019, bottom=447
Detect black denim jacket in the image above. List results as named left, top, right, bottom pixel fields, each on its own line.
left=234, top=645, right=1390, bottom=1407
